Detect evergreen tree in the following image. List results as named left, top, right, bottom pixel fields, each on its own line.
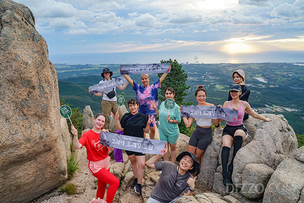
left=158, top=59, right=193, bottom=135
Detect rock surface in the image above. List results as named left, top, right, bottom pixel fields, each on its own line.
left=0, top=1, right=68, bottom=202
left=82, top=105, right=94, bottom=130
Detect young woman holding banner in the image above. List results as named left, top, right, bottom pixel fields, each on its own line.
left=121, top=66, right=171, bottom=140
left=182, top=85, right=220, bottom=165
left=115, top=99, right=152, bottom=196
left=151, top=87, right=181, bottom=163
left=71, top=113, right=119, bottom=203
left=220, top=84, right=271, bottom=187
left=89, top=68, right=128, bottom=129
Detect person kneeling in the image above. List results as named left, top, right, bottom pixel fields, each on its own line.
left=145, top=151, right=199, bottom=203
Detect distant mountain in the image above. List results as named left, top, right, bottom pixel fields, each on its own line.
left=56, top=63, right=304, bottom=134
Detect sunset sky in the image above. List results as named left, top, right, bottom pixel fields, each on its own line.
left=14, top=0, right=304, bottom=64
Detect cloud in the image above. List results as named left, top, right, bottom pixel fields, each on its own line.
left=232, top=15, right=265, bottom=24
left=271, top=0, right=304, bottom=18
left=239, top=0, right=272, bottom=7
left=168, top=13, right=202, bottom=24
left=135, top=13, right=157, bottom=27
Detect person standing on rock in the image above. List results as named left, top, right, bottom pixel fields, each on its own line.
left=220, top=84, right=272, bottom=187
left=151, top=87, right=181, bottom=163
left=145, top=151, right=199, bottom=203
left=115, top=99, right=152, bottom=196
left=228, top=69, right=250, bottom=121
left=71, top=113, right=119, bottom=203
left=182, top=85, right=220, bottom=165
left=89, top=68, right=128, bottom=129
left=121, top=66, right=171, bottom=140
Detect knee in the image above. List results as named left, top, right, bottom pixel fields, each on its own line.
left=150, top=127, right=155, bottom=133
left=138, top=162, right=145, bottom=169
left=112, top=177, right=120, bottom=187
left=170, top=144, right=177, bottom=151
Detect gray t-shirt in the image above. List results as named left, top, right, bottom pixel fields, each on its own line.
left=150, top=161, right=191, bottom=202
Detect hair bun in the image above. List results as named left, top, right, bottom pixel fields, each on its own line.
left=197, top=85, right=204, bottom=89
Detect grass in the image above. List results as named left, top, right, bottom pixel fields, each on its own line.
left=67, top=153, right=79, bottom=180
left=60, top=183, right=77, bottom=195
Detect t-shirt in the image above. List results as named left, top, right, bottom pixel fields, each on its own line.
left=150, top=162, right=191, bottom=202
left=98, top=80, right=117, bottom=102
left=120, top=112, right=148, bottom=138
left=158, top=102, right=181, bottom=137
left=133, top=80, right=161, bottom=115
left=79, top=130, right=109, bottom=161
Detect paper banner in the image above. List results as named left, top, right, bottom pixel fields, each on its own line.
left=120, top=63, right=170, bottom=75
left=100, top=132, right=166, bottom=155
left=181, top=106, right=238, bottom=122
left=89, top=76, right=128, bottom=94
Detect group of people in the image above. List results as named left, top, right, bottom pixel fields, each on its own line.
left=70, top=67, right=272, bottom=203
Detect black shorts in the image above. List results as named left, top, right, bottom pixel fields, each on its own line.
left=125, top=150, right=145, bottom=156
left=222, top=124, right=248, bottom=138
left=188, top=126, right=212, bottom=151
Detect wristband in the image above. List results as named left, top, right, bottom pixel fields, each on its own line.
left=189, top=188, right=195, bottom=192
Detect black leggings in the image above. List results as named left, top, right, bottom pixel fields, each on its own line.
left=188, top=126, right=212, bottom=150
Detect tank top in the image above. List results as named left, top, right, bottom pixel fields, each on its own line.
left=195, top=118, right=212, bottom=126
left=227, top=101, right=244, bottom=126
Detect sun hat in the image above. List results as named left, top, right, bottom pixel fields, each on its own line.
left=232, top=69, right=245, bottom=81
left=101, top=68, right=113, bottom=78
left=229, top=84, right=242, bottom=91
left=176, top=151, right=199, bottom=174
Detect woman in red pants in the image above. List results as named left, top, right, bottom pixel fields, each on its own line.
left=71, top=113, right=119, bottom=203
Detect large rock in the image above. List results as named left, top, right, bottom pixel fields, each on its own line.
left=0, top=1, right=67, bottom=202
left=82, top=105, right=94, bottom=130
left=109, top=104, right=128, bottom=132
left=240, top=164, right=274, bottom=199
left=263, top=158, right=304, bottom=203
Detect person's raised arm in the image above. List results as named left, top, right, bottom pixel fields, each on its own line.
left=144, top=115, right=153, bottom=133
left=159, top=64, right=171, bottom=84
left=245, top=102, right=272, bottom=122
left=115, top=111, right=124, bottom=132
left=180, top=105, right=194, bottom=127
left=71, top=125, right=82, bottom=149
left=120, top=67, right=134, bottom=87
left=184, top=176, right=197, bottom=196
left=151, top=100, right=159, bottom=116
left=117, top=82, right=128, bottom=90
left=145, top=144, right=167, bottom=169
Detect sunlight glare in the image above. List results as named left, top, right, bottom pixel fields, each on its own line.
left=221, top=43, right=258, bottom=55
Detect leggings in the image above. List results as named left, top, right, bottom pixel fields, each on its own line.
left=89, top=167, right=120, bottom=203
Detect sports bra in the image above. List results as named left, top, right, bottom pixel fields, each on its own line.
left=195, top=117, right=212, bottom=127
left=227, top=101, right=244, bottom=126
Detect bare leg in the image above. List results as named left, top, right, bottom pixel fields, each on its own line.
left=149, top=126, right=155, bottom=140
left=163, top=144, right=170, bottom=161
left=194, top=148, right=205, bottom=165
left=170, top=143, right=177, bottom=163
left=135, top=156, right=145, bottom=184
left=128, top=155, right=138, bottom=179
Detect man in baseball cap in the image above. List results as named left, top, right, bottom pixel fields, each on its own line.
left=145, top=150, right=199, bottom=203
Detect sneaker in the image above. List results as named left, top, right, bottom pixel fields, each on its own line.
left=134, top=184, right=142, bottom=196
left=131, top=178, right=137, bottom=189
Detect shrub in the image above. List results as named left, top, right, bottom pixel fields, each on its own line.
left=67, top=154, right=79, bottom=180
left=60, top=183, right=77, bottom=195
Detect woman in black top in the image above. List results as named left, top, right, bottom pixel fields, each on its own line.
left=228, top=69, right=250, bottom=120
left=115, top=99, right=152, bottom=196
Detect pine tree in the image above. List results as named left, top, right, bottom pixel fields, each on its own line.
left=158, top=59, right=193, bottom=135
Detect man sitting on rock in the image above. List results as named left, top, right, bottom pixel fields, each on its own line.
left=145, top=151, right=199, bottom=203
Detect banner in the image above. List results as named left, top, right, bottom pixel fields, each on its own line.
left=120, top=63, right=171, bottom=75
left=181, top=106, right=238, bottom=122
left=89, top=76, right=128, bottom=94
left=100, top=132, right=166, bottom=155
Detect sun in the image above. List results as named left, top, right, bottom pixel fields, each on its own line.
left=221, top=42, right=258, bottom=55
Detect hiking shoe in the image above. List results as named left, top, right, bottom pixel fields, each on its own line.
left=134, top=184, right=142, bottom=196
left=131, top=178, right=137, bottom=189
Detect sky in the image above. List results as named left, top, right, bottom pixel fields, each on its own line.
left=14, top=0, right=304, bottom=64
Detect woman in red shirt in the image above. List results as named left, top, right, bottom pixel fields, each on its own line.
left=71, top=113, right=119, bottom=203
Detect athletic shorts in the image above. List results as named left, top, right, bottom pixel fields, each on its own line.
left=222, top=124, right=248, bottom=138
left=188, top=126, right=212, bottom=151
left=149, top=114, right=156, bottom=127
left=125, top=150, right=145, bottom=156
left=159, top=131, right=179, bottom=144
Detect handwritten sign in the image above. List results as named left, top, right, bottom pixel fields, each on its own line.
left=181, top=106, right=238, bottom=122
left=59, top=105, right=73, bottom=125
left=120, top=63, right=171, bottom=75
left=100, top=132, right=166, bottom=155
left=164, top=99, right=175, bottom=110
left=89, top=76, right=128, bottom=94
left=117, top=95, right=125, bottom=106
